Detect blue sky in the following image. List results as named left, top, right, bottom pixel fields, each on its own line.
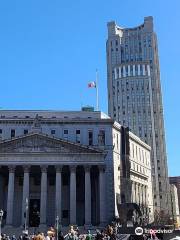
left=0, top=0, right=179, bottom=176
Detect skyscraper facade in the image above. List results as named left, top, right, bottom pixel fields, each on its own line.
left=106, top=16, right=170, bottom=213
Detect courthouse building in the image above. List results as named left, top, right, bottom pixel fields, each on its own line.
left=0, top=110, right=153, bottom=228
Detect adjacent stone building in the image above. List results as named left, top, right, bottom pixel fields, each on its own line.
left=106, top=16, right=170, bottom=213
left=0, top=110, right=153, bottom=228
left=170, top=176, right=180, bottom=218
left=170, top=184, right=180, bottom=228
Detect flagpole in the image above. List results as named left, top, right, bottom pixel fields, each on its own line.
left=96, top=69, right=99, bottom=111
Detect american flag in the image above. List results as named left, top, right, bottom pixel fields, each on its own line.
left=88, top=81, right=96, bottom=88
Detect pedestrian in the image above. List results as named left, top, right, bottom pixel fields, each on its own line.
left=76, top=228, right=80, bottom=238
left=58, top=232, right=64, bottom=240
left=11, top=235, right=17, bottom=240
left=95, top=230, right=103, bottom=240
left=18, top=235, right=23, bottom=240
left=67, top=231, right=78, bottom=240
left=22, top=233, right=30, bottom=240
left=85, top=230, right=92, bottom=240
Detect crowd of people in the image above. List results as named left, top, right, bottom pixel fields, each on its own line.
left=0, top=225, right=117, bottom=240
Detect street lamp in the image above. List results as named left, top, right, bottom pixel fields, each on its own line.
left=0, top=210, right=4, bottom=240
left=55, top=216, right=59, bottom=240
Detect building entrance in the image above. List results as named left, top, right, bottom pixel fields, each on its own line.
left=29, top=199, right=40, bottom=227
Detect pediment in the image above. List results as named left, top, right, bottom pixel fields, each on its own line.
left=0, top=133, right=101, bottom=154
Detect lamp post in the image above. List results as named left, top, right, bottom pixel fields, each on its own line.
left=0, top=209, right=4, bottom=240
left=55, top=216, right=59, bottom=240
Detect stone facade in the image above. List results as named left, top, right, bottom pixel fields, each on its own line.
left=106, top=16, right=170, bottom=213
left=170, top=177, right=180, bottom=217
left=0, top=110, right=153, bottom=227
left=170, top=184, right=180, bottom=227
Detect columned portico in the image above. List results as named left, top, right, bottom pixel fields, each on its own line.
left=70, top=165, right=77, bottom=225
left=40, top=166, right=47, bottom=227
left=21, top=165, right=30, bottom=226
left=0, top=132, right=108, bottom=228
left=6, top=166, right=15, bottom=226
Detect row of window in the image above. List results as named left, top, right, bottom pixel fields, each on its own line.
left=131, top=162, right=148, bottom=175
left=0, top=115, right=93, bottom=120
left=113, top=64, right=150, bottom=79
left=0, top=128, right=106, bottom=146
left=130, top=142, right=150, bottom=166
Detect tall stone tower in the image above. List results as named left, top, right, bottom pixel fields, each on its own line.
left=106, top=16, right=170, bottom=213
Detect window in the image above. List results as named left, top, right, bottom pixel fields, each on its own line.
left=88, top=130, right=93, bottom=146
left=51, top=129, right=56, bottom=135
left=98, top=130, right=105, bottom=146
left=0, top=129, right=2, bottom=134
left=11, top=129, right=15, bottom=138
left=63, top=129, right=68, bottom=140
left=76, top=130, right=81, bottom=143
left=24, top=129, right=28, bottom=135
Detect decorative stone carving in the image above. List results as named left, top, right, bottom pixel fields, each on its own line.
left=31, top=114, right=42, bottom=133
left=23, top=165, right=31, bottom=173
left=84, top=165, right=91, bottom=172
left=98, top=165, right=106, bottom=172
left=55, top=165, right=63, bottom=173
left=8, top=165, right=16, bottom=173
left=41, top=165, right=48, bottom=173
left=69, top=165, right=77, bottom=172
left=0, top=133, right=100, bottom=154
left=33, top=114, right=41, bottom=128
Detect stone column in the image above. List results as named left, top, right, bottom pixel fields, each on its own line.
left=84, top=165, right=91, bottom=227
left=135, top=183, right=139, bottom=204
left=139, top=184, right=142, bottom=205
left=132, top=182, right=136, bottom=203
left=142, top=185, right=145, bottom=205
left=70, top=165, right=76, bottom=225
left=55, top=166, right=62, bottom=224
left=6, top=166, right=16, bottom=225
left=138, top=184, right=140, bottom=205
left=99, top=165, right=106, bottom=226
left=0, top=169, right=4, bottom=209
left=21, top=166, right=30, bottom=226
left=144, top=186, right=147, bottom=205
left=40, top=166, right=48, bottom=226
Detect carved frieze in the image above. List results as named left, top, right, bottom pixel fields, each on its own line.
left=0, top=133, right=101, bottom=154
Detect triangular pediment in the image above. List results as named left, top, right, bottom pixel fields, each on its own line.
left=0, top=133, right=102, bottom=154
